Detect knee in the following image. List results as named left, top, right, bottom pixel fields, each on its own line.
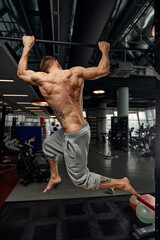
left=67, top=170, right=87, bottom=189
left=42, top=138, right=47, bottom=146
left=42, top=137, right=52, bottom=150
left=42, top=138, right=52, bottom=158
left=42, top=139, right=47, bottom=152
left=68, top=170, right=100, bottom=190
left=67, top=170, right=89, bottom=189
left=71, top=177, right=85, bottom=188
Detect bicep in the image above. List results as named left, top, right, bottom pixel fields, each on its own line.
left=82, top=67, right=100, bottom=80
left=73, top=67, right=98, bottom=80
left=17, top=70, right=38, bottom=86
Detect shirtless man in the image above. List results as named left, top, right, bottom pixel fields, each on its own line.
left=17, top=36, right=138, bottom=196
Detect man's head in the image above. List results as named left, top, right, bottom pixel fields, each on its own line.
left=40, top=56, right=61, bottom=73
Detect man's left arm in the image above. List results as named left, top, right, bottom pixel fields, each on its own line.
left=71, top=42, right=110, bottom=80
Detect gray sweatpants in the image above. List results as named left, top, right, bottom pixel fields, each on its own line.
left=42, top=122, right=100, bottom=189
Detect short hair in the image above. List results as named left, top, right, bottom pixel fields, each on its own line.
left=40, top=56, right=56, bottom=73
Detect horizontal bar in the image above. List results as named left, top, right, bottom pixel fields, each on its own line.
left=0, top=36, right=98, bottom=48
left=0, top=36, right=153, bottom=52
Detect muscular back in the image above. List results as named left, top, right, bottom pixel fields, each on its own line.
left=35, top=68, right=86, bottom=133
left=17, top=41, right=109, bottom=133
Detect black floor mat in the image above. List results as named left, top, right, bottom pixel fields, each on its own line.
left=0, top=195, right=155, bottom=240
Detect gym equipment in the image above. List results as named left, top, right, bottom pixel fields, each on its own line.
left=136, top=202, right=155, bottom=224
left=131, top=194, right=155, bottom=224
left=5, top=138, right=22, bottom=153
left=137, top=194, right=155, bottom=211
left=132, top=223, right=155, bottom=239
left=129, top=195, right=140, bottom=211
left=0, top=36, right=153, bottom=52
left=17, top=143, right=50, bottom=186
left=130, top=194, right=155, bottom=239
left=129, top=124, right=156, bottom=157
left=111, top=116, right=128, bottom=150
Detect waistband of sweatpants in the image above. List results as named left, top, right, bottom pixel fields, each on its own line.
left=64, top=122, right=89, bottom=139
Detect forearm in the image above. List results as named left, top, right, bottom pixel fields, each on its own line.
left=97, top=51, right=110, bottom=75
left=17, top=46, right=31, bottom=76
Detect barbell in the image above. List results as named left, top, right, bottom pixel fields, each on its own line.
left=0, top=36, right=153, bottom=53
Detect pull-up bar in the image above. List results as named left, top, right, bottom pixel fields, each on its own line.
left=0, top=36, right=153, bottom=52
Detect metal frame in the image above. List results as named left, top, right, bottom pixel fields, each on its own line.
left=155, top=0, right=160, bottom=238
left=50, top=0, right=60, bottom=59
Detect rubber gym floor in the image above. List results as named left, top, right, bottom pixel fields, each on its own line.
left=0, top=143, right=155, bottom=239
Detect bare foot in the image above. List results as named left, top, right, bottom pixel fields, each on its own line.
left=107, top=187, right=115, bottom=194
left=43, top=176, right=61, bottom=193
left=119, top=177, right=138, bottom=196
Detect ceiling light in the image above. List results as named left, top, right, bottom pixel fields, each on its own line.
left=30, top=99, right=49, bottom=106
left=30, top=110, right=44, bottom=112
left=25, top=107, right=40, bottom=109
left=50, top=115, right=56, bottom=118
left=3, top=94, right=28, bottom=97
left=93, top=90, right=105, bottom=94
left=0, top=79, right=14, bottom=82
left=8, top=115, right=17, bottom=117
left=13, top=109, right=22, bottom=112
left=17, top=102, right=31, bottom=104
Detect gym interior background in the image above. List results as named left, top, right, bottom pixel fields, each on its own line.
left=0, top=0, right=159, bottom=239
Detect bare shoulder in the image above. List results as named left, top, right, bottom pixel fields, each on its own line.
left=69, top=67, right=84, bottom=88
left=70, top=66, right=84, bottom=77
left=63, top=69, right=72, bottom=77
left=31, top=71, right=48, bottom=85
left=32, top=71, right=47, bottom=80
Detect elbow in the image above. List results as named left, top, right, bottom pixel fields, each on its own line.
left=103, top=69, right=109, bottom=76
left=99, top=68, right=109, bottom=77
left=17, top=70, right=24, bottom=80
left=17, top=70, right=21, bottom=78
left=97, top=64, right=110, bottom=77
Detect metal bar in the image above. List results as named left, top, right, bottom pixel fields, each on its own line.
left=50, top=0, right=56, bottom=56
left=0, top=36, right=154, bottom=52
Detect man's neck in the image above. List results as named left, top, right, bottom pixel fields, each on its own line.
left=49, top=66, right=62, bottom=72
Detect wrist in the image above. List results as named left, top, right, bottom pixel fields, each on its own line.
left=23, top=45, right=31, bottom=51
left=102, top=50, right=108, bottom=55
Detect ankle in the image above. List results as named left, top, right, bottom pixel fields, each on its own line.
left=51, top=175, right=61, bottom=180
left=118, top=178, right=126, bottom=189
left=50, top=174, right=57, bottom=179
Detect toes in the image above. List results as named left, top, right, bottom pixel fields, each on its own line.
left=107, top=187, right=115, bottom=194
left=43, top=186, right=50, bottom=193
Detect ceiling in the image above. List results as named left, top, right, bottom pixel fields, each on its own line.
left=0, top=0, right=157, bottom=118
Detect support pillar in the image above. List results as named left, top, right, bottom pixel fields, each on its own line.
left=117, top=87, right=129, bottom=116
left=116, top=87, right=129, bottom=149
left=98, top=103, right=107, bottom=142
left=11, top=117, right=17, bottom=139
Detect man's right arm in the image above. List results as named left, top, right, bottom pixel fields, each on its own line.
left=17, top=36, right=40, bottom=86
left=71, top=41, right=110, bottom=80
